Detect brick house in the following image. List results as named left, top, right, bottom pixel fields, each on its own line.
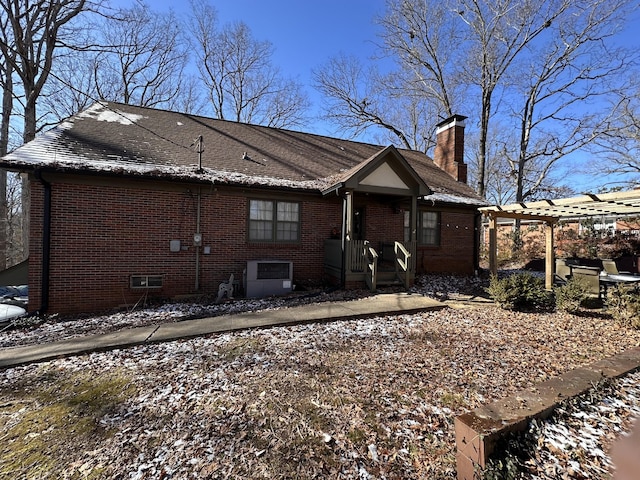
left=0, top=102, right=485, bottom=314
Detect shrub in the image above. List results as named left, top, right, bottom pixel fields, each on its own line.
left=554, top=276, right=590, bottom=313
left=606, top=284, right=640, bottom=329
left=486, top=273, right=554, bottom=312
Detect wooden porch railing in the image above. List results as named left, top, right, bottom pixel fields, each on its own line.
left=364, top=241, right=378, bottom=291
left=338, top=239, right=414, bottom=291
left=346, top=239, right=367, bottom=272
left=394, top=241, right=412, bottom=289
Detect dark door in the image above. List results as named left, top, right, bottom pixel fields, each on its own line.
left=353, top=207, right=365, bottom=240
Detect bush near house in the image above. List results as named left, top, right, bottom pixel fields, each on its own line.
left=554, top=276, right=591, bottom=314
left=486, top=273, right=554, bottom=312
left=606, top=284, right=640, bottom=329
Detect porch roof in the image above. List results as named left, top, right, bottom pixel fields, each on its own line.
left=321, top=145, right=431, bottom=197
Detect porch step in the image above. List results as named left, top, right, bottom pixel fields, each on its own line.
left=376, top=271, right=406, bottom=287
left=376, top=278, right=405, bottom=287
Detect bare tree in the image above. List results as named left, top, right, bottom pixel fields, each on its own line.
left=189, top=0, right=309, bottom=128
left=0, top=0, right=89, bottom=261
left=91, top=3, right=190, bottom=109
left=501, top=0, right=636, bottom=202
left=587, top=94, right=640, bottom=188
left=40, top=49, right=98, bottom=121
left=316, top=0, right=637, bottom=202
left=314, top=54, right=436, bottom=151
left=0, top=52, right=12, bottom=269
left=0, top=0, right=88, bottom=142
left=5, top=171, right=23, bottom=266
left=379, top=0, right=463, bottom=119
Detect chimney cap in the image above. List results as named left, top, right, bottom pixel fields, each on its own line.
left=436, top=114, right=468, bottom=130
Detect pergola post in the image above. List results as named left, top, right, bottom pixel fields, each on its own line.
left=488, top=215, right=497, bottom=277
left=545, top=221, right=555, bottom=290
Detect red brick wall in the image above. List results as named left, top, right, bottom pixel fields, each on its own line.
left=355, top=199, right=405, bottom=248
left=28, top=176, right=478, bottom=314
left=29, top=176, right=341, bottom=314
left=416, top=211, right=477, bottom=275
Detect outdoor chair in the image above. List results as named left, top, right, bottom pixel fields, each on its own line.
left=554, top=259, right=572, bottom=285
left=571, top=266, right=602, bottom=298
left=602, top=259, right=630, bottom=275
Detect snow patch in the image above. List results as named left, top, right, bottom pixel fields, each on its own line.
left=77, top=101, right=144, bottom=125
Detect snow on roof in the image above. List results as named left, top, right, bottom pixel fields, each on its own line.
left=424, top=192, right=488, bottom=206
left=76, top=101, right=145, bottom=125
left=1, top=101, right=485, bottom=205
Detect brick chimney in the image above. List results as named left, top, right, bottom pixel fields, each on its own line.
left=434, top=114, right=467, bottom=183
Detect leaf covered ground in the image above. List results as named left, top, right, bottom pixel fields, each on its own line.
left=1, top=275, right=639, bottom=479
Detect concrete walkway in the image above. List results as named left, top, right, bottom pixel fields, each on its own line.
left=0, top=292, right=444, bottom=369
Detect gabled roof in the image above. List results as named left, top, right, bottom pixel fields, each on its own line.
left=1, top=101, right=484, bottom=205
left=322, top=145, right=431, bottom=197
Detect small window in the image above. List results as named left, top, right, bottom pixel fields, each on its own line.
left=249, top=199, right=300, bottom=242
left=130, top=275, right=163, bottom=289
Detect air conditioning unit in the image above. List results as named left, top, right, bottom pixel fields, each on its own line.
left=245, top=260, right=293, bottom=298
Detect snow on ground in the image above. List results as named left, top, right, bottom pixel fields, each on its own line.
left=0, top=274, right=484, bottom=348
left=1, top=274, right=639, bottom=478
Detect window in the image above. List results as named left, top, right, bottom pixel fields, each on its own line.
left=249, top=199, right=300, bottom=242
left=420, top=211, right=440, bottom=246
left=404, top=210, right=440, bottom=246
left=130, top=275, right=163, bottom=289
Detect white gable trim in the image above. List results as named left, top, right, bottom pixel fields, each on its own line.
left=360, top=162, right=409, bottom=190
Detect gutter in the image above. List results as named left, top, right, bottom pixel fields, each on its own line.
left=34, top=170, right=51, bottom=313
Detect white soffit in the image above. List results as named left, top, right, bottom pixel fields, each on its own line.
left=360, top=162, right=409, bottom=190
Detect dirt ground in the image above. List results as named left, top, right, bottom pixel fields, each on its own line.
left=2, top=293, right=639, bottom=479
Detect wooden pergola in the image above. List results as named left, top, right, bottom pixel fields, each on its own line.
left=479, top=189, right=640, bottom=289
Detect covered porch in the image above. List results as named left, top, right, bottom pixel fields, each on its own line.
left=322, top=146, right=431, bottom=291
left=480, top=189, right=640, bottom=289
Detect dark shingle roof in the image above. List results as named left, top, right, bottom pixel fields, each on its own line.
left=1, top=101, right=485, bottom=204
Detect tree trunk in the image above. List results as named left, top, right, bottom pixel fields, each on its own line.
left=20, top=95, right=37, bottom=262
left=0, top=58, right=12, bottom=270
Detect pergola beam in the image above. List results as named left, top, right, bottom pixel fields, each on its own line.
left=479, top=189, right=640, bottom=291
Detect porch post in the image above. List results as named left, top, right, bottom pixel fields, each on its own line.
left=545, top=221, right=555, bottom=290
left=411, top=194, right=417, bottom=273
left=343, top=192, right=354, bottom=276
left=488, top=215, right=498, bottom=277
left=410, top=194, right=418, bottom=244
left=345, top=191, right=353, bottom=241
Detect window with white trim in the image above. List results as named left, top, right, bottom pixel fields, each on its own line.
left=249, top=199, right=300, bottom=242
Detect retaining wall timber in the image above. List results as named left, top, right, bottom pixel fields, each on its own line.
left=455, top=346, right=640, bottom=479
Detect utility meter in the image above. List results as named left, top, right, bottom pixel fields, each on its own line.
left=193, top=233, right=202, bottom=246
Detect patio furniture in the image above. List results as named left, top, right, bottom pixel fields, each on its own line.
left=554, top=259, right=572, bottom=285
left=571, top=266, right=602, bottom=298
left=602, top=259, right=633, bottom=275
left=599, top=272, right=640, bottom=298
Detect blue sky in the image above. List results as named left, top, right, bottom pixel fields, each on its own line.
left=112, top=0, right=640, bottom=193
left=214, top=0, right=387, bottom=135
left=213, top=0, right=386, bottom=81
left=133, top=0, right=387, bottom=136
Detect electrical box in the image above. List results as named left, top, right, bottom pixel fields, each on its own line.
left=245, top=260, right=293, bottom=298
left=170, top=240, right=181, bottom=252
